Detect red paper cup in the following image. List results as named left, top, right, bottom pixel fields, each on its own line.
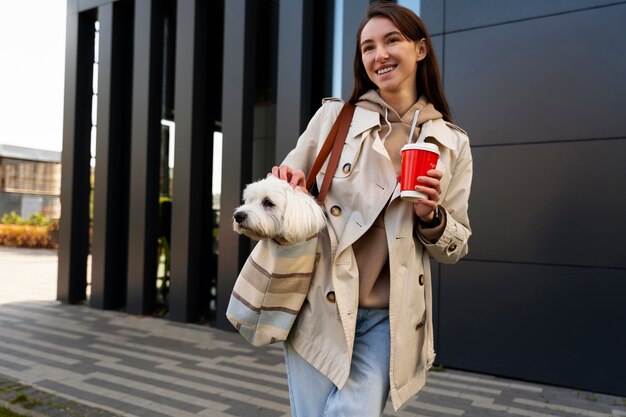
left=400, top=143, right=440, bottom=202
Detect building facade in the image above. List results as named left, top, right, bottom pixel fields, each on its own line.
left=0, top=144, right=62, bottom=220
left=59, top=0, right=626, bottom=397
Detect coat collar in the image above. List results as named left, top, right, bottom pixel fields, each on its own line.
left=416, top=119, right=455, bottom=150
left=348, top=107, right=380, bottom=138
left=351, top=107, right=458, bottom=151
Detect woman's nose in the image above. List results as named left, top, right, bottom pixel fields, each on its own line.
left=375, top=46, right=389, bottom=61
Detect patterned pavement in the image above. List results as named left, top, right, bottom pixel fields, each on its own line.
left=1, top=246, right=625, bottom=417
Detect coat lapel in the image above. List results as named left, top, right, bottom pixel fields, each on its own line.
left=334, top=132, right=397, bottom=259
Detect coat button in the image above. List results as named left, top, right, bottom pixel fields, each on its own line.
left=330, top=206, right=342, bottom=216
left=342, top=163, right=351, bottom=174
left=416, top=320, right=425, bottom=330
left=326, top=291, right=336, bottom=303
left=448, top=243, right=457, bottom=252
left=418, top=274, right=425, bottom=286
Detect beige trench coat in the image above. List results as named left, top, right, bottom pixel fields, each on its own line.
left=281, top=98, right=473, bottom=410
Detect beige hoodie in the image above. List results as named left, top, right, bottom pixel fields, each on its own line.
left=353, top=90, right=444, bottom=308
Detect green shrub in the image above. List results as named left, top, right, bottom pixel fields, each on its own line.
left=1, top=211, right=25, bottom=225
left=26, top=213, right=50, bottom=226
left=1, top=212, right=51, bottom=227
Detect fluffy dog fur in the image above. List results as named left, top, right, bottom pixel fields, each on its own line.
left=233, top=176, right=326, bottom=243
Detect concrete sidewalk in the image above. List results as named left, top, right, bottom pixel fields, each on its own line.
left=1, top=246, right=625, bottom=417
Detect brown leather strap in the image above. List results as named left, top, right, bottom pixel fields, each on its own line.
left=305, top=103, right=356, bottom=204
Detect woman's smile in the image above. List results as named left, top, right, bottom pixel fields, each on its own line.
left=376, top=65, right=397, bottom=76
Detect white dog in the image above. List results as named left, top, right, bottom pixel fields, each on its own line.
left=233, top=176, right=326, bottom=243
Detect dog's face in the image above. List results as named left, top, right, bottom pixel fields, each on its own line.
left=233, top=176, right=326, bottom=243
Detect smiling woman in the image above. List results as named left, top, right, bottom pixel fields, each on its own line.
left=271, top=2, right=473, bottom=415
left=0, top=0, right=67, bottom=152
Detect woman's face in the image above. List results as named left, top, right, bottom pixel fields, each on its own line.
left=360, top=16, right=426, bottom=98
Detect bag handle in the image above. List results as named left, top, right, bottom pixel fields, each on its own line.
left=305, top=103, right=356, bottom=204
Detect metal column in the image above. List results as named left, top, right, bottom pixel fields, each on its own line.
left=215, top=0, right=257, bottom=330
left=90, top=1, right=133, bottom=309
left=168, top=0, right=214, bottom=322
left=57, top=6, right=96, bottom=304
left=125, top=0, right=164, bottom=315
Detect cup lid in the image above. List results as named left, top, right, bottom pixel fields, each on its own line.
left=401, top=142, right=440, bottom=154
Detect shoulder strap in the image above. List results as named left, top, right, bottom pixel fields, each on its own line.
left=305, top=103, right=356, bottom=204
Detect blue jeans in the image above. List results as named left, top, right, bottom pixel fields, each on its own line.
left=284, top=308, right=390, bottom=417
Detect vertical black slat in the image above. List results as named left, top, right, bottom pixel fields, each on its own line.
left=90, top=2, right=133, bottom=309
left=276, top=0, right=307, bottom=163
left=57, top=8, right=95, bottom=304
left=199, top=0, right=224, bottom=320
left=169, top=0, right=212, bottom=322
left=341, top=0, right=369, bottom=100
left=214, top=0, right=257, bottom=330
left=307, top=0, right=334, bottom=118
left=126, top=0, right=165, bottom=314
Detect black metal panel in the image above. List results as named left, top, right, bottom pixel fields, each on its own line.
left=419, top=0, right=443, bottom=35
left=90, top=1, right=133, bottom=309
left=57, top=10, right=96, bottom=304
left=444, top=3, right=626, bottom=146
left=215, top=0, right=257, bottom=330
left=307, top=0, right=334, bottom=118
left=438, top=261, right=626, bottom=396
left=468, top=139, right=626, bottom=269
left=430, top=35, right=443, bottom=81
left=169, top=0, right=217, bottom=322
left=275, top=0, right=333, bottom=162
left=445, top=0, right=621, bottom=32
left=341, top=0, right=370, bottom=100
left=275, top=0, right=307, bottom=163
left=126, top=0, right=165, bottom=315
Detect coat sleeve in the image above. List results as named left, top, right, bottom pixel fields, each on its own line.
left=280, top=101, right=343, bottom=174
left=417, top=132, right=473, bottom=264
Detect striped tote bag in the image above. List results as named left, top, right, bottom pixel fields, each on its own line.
left=226, top=236, right=319, bottom=346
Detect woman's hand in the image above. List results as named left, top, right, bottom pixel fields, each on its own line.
left=270, top=165, right=307, bottom=192
left=413, top=169, right=443, bottom=222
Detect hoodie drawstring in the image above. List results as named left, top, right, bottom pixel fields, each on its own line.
left=381, top=107, right=392, bottom=143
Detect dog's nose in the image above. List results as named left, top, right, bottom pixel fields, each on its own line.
left=234, top=211, right=247, bottom=224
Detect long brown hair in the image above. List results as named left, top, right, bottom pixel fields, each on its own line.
left=348, top=2, right=452, bottom=122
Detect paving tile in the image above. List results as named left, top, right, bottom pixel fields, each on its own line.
left=1, top=246, right=625, bottom=417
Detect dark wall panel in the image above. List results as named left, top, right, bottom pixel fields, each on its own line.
left=430, top=35, right=443, bottom=73
left=445, top=0, right=620, bottom=32
left=420, top=0, right=626, bottom=397
left=468, top=139, right=626, bottom=269
left=444, top=3, right=626, bottom=146
left=438, top=261, right=626, bottom=396
left=419, top=0, right=443, bottom=34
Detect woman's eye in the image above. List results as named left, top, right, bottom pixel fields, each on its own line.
left=387, top=37, right=398, bottom=44
left=262, top=198, right=275, bottom=208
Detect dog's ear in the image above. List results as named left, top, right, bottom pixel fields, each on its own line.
left=282, top=189, right=326, bottom=243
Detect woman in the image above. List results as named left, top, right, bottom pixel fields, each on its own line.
left=271, top=2, right=472, bottom=415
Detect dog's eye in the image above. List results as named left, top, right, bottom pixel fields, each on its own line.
left=262, top=198, right=275, bottom=208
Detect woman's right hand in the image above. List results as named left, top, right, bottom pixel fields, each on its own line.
left=270, top=165, right=306, bottom=191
